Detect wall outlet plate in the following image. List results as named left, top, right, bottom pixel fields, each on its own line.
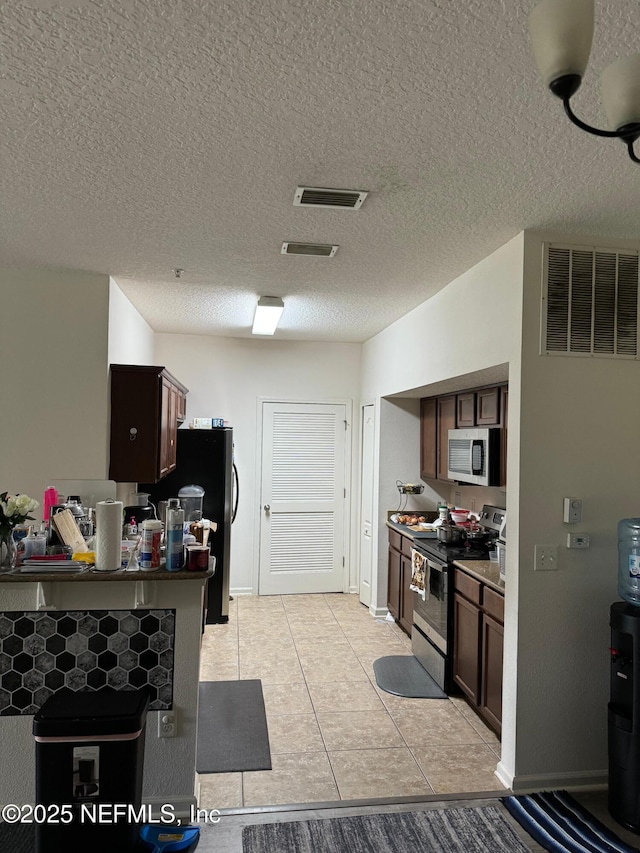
left=158, top=710, right=176, bottom=738
left=534, top=545, right=558, bottom=571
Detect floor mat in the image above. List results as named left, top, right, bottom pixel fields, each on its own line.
left=242, top=805, right=531, bottom=853
left=197, top=679, right=271, bottom=774
left=373, top=655, right=447, bottom=698
left=503, top=790, right=640, bottom=853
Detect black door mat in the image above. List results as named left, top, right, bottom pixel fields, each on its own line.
left=196, top=679, right=271, bottom=774
left=373, top=655, right=447, bottom=698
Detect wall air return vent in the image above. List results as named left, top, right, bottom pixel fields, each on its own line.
left=293, top=186, right=368, bottom=210
left=541, top=243, right=639, bottom=358
left=281, top=241, right=338, bottom=257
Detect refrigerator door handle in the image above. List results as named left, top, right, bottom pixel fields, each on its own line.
left=232, top=462, right=239, bottom=523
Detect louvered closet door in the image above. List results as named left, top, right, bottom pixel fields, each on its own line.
left=259, top=402, right=347, bottom=595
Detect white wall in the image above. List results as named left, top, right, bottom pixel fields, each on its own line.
left=503, top=230, right=640, bottom=790
left=108, top=279, right=155, bottom=366
left=0, top=268, right=111, bottom=502
left=153, top=334, right=362, bottom=593
left=362, top=234, right=524, bottom=611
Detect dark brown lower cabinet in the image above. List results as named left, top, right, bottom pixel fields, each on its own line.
left=387, top=545, right=401, bottom=621
left=400, top=553, right=414, bottom=635
left=453, top=567, right=504, bottom=735
left=453, top=593, right=481, bottom=704
left=481, top=613, right=504, bottom=733
left=387, top=528, right=415, bottom=637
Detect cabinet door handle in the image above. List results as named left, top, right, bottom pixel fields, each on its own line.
left=264, top=504, right=271, bottom=512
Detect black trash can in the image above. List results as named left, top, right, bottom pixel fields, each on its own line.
left=33, top=687, right=149, bottom=853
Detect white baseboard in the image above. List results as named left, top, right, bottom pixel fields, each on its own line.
left=369, top=605, right=389, bottom=619
left=497, top=762, right=608, bottom=793
left=230, top=587, right=253, bottom=597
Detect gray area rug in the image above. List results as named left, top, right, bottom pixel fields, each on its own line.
left=242, top=805, right=532, bottom=853
left=373, top=655, right=447, bottom=698
left=197, top=679, right=271, bottom=774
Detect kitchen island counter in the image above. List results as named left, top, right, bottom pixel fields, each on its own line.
left=0, top=565, right=210, bottom=814
left=0, top=566, right=213, bottom=583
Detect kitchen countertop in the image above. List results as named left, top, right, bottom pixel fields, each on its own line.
left=453, top=559, right=504, bottom=594
left=386, top=514, right=439, bottom=540
left=0, top=566, right=213, bottom=583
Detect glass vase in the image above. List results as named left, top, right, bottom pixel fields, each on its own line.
left=0, top=531, right=17, bottom=572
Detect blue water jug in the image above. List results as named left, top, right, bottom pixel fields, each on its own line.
left=618, top=518, right=640, bottom=605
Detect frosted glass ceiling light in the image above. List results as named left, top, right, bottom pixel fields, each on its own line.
left=528, top=0, right=640, bottom=163
left=252, top=296, right=284, bottom=335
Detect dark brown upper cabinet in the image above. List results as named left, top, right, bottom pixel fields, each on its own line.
left=456, top=393, right=476, bottom=427
left=109, top=364, right=189, bottom=484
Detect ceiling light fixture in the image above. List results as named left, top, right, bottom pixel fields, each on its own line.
left=528, top=0, right=640, bottom=163
left=252, top=296, right=284, bottom=336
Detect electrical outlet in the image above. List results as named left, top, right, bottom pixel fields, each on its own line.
left=454, top=491, right=461, bottom=505
left=534, top=545, right=558, bottom=571
left=158, top=710, right=177, bottom=738
left=470, top=497, right=476, bottom=512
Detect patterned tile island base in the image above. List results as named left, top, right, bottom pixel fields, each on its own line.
left=0, top=610, right=176, bottom=715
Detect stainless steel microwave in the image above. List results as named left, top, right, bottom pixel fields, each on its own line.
left=447, top=427, right=501, bottom=487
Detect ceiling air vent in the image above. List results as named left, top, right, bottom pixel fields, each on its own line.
left=293, top=186, right=368, bottom=210
left=541, top=243, right=639, bottom=358
left=281, top=241, right=338, bottom=257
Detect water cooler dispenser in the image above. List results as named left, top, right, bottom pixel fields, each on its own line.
left=609, top=602, right=640, bottom=831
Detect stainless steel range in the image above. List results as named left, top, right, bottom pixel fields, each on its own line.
left=410, top=504, right=505, bottom=693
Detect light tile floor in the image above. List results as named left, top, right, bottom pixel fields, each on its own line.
left=197, top=593, right=505, bottom=809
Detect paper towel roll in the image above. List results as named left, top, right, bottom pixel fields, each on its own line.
left=95, top=500, right=123, bottom=571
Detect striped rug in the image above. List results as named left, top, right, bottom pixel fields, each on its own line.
left=502, top=790, right=639, bottom=853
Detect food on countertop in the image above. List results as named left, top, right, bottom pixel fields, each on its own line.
left=396, top=514, right=426, bottom=525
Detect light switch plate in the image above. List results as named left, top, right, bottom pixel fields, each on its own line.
left=534, top=545, right=558, bottom=571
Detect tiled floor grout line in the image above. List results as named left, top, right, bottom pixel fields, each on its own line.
left=284, top=596, right=343, bottom=800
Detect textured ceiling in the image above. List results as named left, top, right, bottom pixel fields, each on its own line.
left=2, top=0, right=640, bottom=342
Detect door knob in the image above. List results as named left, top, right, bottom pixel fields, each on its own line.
left=264, top=504, right=271, bottom=512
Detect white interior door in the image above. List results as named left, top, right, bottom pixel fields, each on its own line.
left=359, top=404, right=375, bottom=606
left=259, top=401, right=347, bottom=595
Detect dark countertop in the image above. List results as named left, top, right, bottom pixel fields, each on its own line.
left=452, top=559, right=504, bottom=594
left=0, top=566, right=213, bottom=583
left=386, top=512, right=439, bottom=541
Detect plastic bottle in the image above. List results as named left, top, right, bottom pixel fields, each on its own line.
left=166, top=499, right=185, bottom=572
left=140, top=519, right=163, bottom=571
left=618, top=518, right=640, bottom=605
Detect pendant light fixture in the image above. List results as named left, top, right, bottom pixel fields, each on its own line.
left=252, top=296, right=284, bottom=335
left=528, top=0, right=640, bottom=163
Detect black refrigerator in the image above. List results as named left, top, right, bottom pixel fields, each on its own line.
left=141, top=427, right=236, bottom=624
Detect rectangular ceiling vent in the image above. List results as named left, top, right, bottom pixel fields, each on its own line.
left=293, top=186, right=368, bottom=210
left=281, top=241, right=338, bottom=257
left=541, top=243, right=639, bottom=358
